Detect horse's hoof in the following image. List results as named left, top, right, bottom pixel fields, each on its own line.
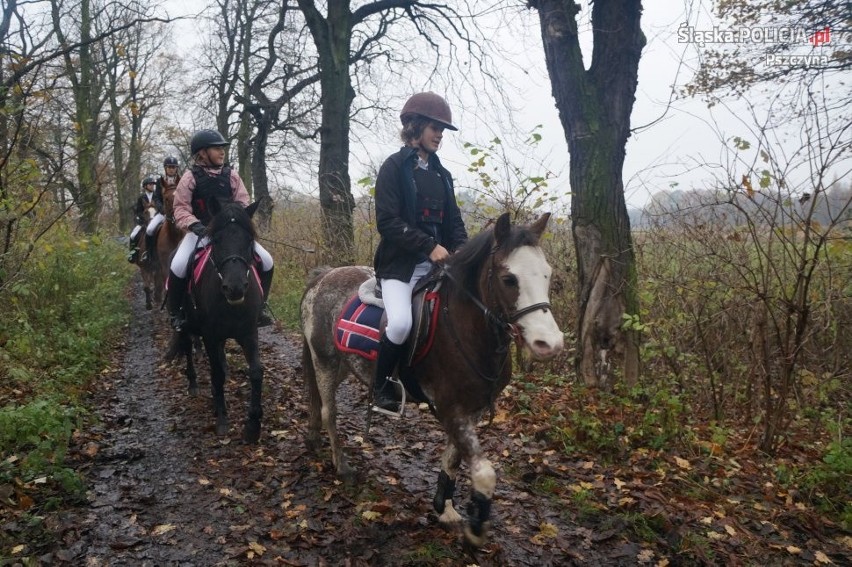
left=304, top=433, right=322, bottom=452
left=242, top=422, right=261, bottom=444
left=188, top=386, right=198, bottom=397
left=437, top=503, right=463, bottom=526
left=215, top=422, right=229, bottom=436
left=338, top=463, right=356, bottom=485
left=463, top=522, right=491, bottom=549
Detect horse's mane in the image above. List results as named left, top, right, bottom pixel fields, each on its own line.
left=446, top=219, right=540, bottom=294
left=208, top=203, right=257, bottom=240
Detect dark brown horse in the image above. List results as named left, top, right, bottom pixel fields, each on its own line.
left=155, top=177, right=184, bottom=292
left=169, top=200, right=265, bottom=443
left=131, top=204, right=161, bottom=310
left=300, top=212, right=563, bottom=547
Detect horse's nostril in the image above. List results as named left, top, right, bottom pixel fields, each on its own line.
left=532, top=340, right=561, bottom=359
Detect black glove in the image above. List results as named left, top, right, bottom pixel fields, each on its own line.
left=189, top=222, right=206, bottom=238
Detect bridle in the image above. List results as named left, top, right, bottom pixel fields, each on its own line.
left=439, top=246, right=552, bottom=377
left=441, top=248, right=553, bottom=336
left=208, top=218, right=253, bottom=282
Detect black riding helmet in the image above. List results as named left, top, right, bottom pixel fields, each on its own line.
left=141, top=175, right=157, bottom=188
left=163, top=155, right=179, bottom=167
left=190, top=129, right=230, bottom=156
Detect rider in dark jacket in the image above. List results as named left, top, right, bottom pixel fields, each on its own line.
left=127, top=175, right=161, bottom=263
left=371, top=92, right=468, bottom=416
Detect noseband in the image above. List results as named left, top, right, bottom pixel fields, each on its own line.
left=442, top=257, right=552, bottom=335
left=208, top=217, right=253, bottom=281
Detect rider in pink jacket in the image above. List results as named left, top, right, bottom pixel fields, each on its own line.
left=166, top=129, right=274, bottom=331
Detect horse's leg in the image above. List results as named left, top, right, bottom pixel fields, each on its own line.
left=182, top=331, right=198, bottom=396
left=203, top=337, right=229, bottom=436
left=447, top=418, right=496, bottom=548
left=318, top=360, right=353, bottom=480
left=238, top=333, right=263, bottom=444
left=142, top=276, right=153, bottom=310
left=433, top=441, right=464, bottom=526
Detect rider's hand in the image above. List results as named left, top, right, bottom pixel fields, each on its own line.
left=189, top=222, right=206, bottom=238
left=429, top=244, right=450, bottom=264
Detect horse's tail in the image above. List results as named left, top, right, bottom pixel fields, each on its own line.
left=306, top=266, right=332, bottom=288
left=301, top=336, right=322, bottom=420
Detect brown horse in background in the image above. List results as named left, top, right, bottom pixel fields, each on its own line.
left=131, top=204, right=161, bottom=310
left=155, top=177, right=184, bottom=294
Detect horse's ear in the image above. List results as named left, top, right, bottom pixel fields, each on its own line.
left=529, top=212, right=551, bottom=240
left=494, top=212, right=512, bottom=247
left=208, top=196, right=222, bottom=217
left=245, top=201, right=260, bottom=218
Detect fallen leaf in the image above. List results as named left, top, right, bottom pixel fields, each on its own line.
left=538, top=522, right=558, bottom=538
left=151, top=524, right=176, bottom=536
left=361, top=510, right=381, bottom=521
left=674, top=457, right=691, bottom=470
left=18, top=493, right=34, bottom=510
left=724, top=525, right=736, bottom=536
left=637, top=548, right=654, bottom=562
left=248, top=541, right=266, bottom=556
left=786, top=546, right=802, bottom=554
left=814, top=551, right=832, bottom=564
left=82, top=442, right=99, bottom=458
left=198, top=478, right=211, bottom=486
left=614, top=478, right=626, bottom=490
left=11, top=545, right=25, bottom=554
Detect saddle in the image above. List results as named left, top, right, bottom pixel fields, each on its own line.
left=335, top=269, right=443, bottom=367
left=186, top=243, right=261, bottom=291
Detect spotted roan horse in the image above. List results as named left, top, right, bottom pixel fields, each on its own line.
left=169, top=200, right=265, bottom=443
left=300, top=212, right=563, bottom=547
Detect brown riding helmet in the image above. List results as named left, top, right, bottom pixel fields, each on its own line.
left=400, top=92, right=458, bottom=131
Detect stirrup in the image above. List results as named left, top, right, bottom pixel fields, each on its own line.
left=371, top=377, right=406, bottom=418
left=257, top=304, right=274, bottom=327
left=169, top=314, right=185, bottom=332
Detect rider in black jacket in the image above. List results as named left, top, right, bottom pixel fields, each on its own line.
left=371, top=92, right=468, bottom=415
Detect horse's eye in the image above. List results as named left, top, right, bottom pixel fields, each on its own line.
left=502, top=275, right=518, bottom=287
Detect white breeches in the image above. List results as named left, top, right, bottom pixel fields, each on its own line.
left=380, top=260, right=433, bottom=345
left=130, top=225, right=142, bottom=241
left=146, top=213, right=165, bottom=236
left=169, top=233, right=274, bottom=279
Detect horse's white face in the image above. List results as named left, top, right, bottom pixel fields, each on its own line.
left=504, top=245, right=564, bottom=360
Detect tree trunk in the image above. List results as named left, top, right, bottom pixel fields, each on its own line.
left=251, top=114, right=274, bottom=230
left=299, top=0, right=356, bottom=266
left=74, top=0, right=101, bottom=234
left=532, top=0, right=644, bottom=387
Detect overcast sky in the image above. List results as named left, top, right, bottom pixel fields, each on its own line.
left=162, top=2, right=844, bottom=210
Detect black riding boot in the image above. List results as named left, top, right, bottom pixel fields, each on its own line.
left=258, top=267, right=274, bottom=327
left=372, top=334, right=405, bottom=413
left=142, top=232, right=156, bottom=263
left=127, top=233, right=139, bottom=263
left=167, top=271, right=188, bottom=331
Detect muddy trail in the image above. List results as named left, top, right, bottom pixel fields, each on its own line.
left=48, top=279, right=632, bottom=566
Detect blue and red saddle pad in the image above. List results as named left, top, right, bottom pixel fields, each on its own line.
left=334, top=290, right=440, bottom=365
